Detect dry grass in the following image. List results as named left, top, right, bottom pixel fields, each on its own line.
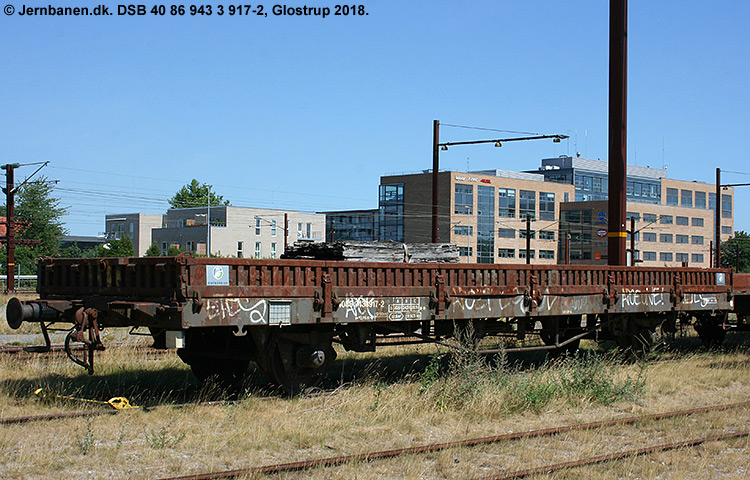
left=0, top=328, right=749, bottom=479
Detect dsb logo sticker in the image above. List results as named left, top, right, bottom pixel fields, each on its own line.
left=206, top=265, right=229, bottom=286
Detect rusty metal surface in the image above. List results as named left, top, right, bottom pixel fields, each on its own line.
left=30, top=255, right=737, bottom=329
left=153, top=401, right=750, bottom=480
left=733, top=273, right=750, bottom=292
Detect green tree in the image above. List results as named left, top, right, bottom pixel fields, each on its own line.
left=97, top=235, right=135, bottom=257
left=168, top=179, right=229, bottom=209
left=166, top=244, right=183, bottom=256
left=1, top=177, right=67, bottom=273
left=721, top=231, right=750, bottom=273
left=144, top=243, right=161, bottom=257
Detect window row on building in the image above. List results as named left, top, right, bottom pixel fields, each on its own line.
left=664, top=188, right=732, bottom=218
left=640, top=251, right=704, bottom=264
left=640, top=233, right=705, bottom=244
left=455, top=184, right=557, bottom=220
left=459, top=247, right=556, bottom=260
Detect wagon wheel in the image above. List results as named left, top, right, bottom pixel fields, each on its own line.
left=185, top=355, right=250, bottom=388
left=539, top=316, right=581, bottom=354
left=616, top=328, right=656, bottom=358
left=694, top=316, right=726, bottom=348
left=265, top=339, right=336, bottom=395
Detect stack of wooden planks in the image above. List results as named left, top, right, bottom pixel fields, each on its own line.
left=281, top=241, right=460, bottom=263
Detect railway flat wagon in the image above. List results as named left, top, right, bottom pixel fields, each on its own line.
left=6, top=254, right=745, bottom=392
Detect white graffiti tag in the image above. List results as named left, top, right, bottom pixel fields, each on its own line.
left=206, top=298, right=268, bottom=324
left=341, top=295, right=378, bottom=321
left=684, top=294, right=718, bottom=308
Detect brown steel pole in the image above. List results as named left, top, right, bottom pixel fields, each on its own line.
left=607, top=0, right=627, bottom=266
left=3, top=164, right=16, bottom=293
left=630, top=216, right=636, bottom=266
left=710, top=240, right=713, bottom=268
left=431, top=120, right=440, bottom=243
left=284, top=213, right=289, bottom=253
left=525, top=215, right=531, bottom=265
left=715, top=168, right=721, bottom=267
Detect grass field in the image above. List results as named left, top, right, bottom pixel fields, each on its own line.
left=0, top=296, right=748, bottom=479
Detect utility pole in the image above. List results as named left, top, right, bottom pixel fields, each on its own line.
left=205, top=184, right=212, bottom=257
left=284, top=213, right=289, bottom=253
left=607, top=0, right=628, bottom=266
left=430, top=119, right=567, bottom=245
left=715, top=168, right=721, bottom=268
left=2, top=163, right=19, bottom=292
left=1, top=163, right=42, bottom=292
left=525, top=215, right=531, bottom=265
left=431, top=120, right=440, bottom=243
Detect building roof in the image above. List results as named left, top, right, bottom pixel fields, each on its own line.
left=469, top=169, right=546, bottom=182
left=540, top=156, right=668, bottom=180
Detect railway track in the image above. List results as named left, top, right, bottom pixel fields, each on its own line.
left=143, top=401, right=750, bottom=480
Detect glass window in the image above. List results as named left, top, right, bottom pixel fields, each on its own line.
left=692, top=235, right=704, bottom=245
left=709, top=193, right=716, bottom=211
left=539, top=250, right=555, bottom=260
left=271, top=242, right=277, bottom=259
left=255, top=217, right=261, bottom=235
left=666, top=188, right=678, bottom=206
left=519, top=230, right=536, bottom=239
left=519, top=190, right=536, bottom=220
left=643, top=251, right=657, bottom=261
left=539, top=230, right=555, bottom=241
left=459, top=246, right=473, bottom=257
left=676, top=253, right=689, bottom=263
left=271, top=219, right=277, bottom=236
left=695, top=191, right=706, bottom=209
left=497, top=228, right=515, bottom=238
left=379, top=184, right=404, bottom=242
left=498, top=248, right=515, bottom=258
left=498, top=188, right=516, bottom=218
left=593, top=177, right=603, bottom=192
left=681, top=190, right=693, bottom=207
left=626, top=212, right=640, bottom=222
left=676, top=234, right=688, bottom=244
left=643, top=232, right=657, bottom=242
left=660, top=215, right=673, bottom=225
left=519, top=249, right=535, bottom=259
left=255, top=242, right=261, bottom=258
left=676, top=216, right=689, bottom=226
left=643, top=213, right=657, bottom=223
left=692, top=253, right=704, bottom=263
left=477, top=185, right=495, bottom=264
left=454, top=184, right=473, bottom=215
left=539, top=192, right=555, bottom=220
left=722, top=226, right=732, bottom=235
left=455, top=225, right=473, bottom=236
left=692, top=217, right=704, bottom=227
left=722, top=194, right=732, bottom=218
left=660, top=234, right=673, bottom=243
left=660, top=252, right=673, bottom=262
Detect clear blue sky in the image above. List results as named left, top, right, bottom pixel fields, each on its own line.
left=2, top=1, right=749, bottom=236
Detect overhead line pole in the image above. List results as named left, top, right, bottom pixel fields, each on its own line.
left=3, top=164, right=18, bottom=292
left=431, top=120, right=440, bottom=243
left=607, top=0, right=628, bottom=266
left=430, top=120, right=568, bottom=245
left=715, top=168, right=721, bottom=268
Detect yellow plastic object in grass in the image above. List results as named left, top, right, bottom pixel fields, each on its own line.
left=34, top=388, right=138, bottom=409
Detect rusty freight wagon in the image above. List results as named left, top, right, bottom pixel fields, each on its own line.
left=6, top=254, right=746, bottom=392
